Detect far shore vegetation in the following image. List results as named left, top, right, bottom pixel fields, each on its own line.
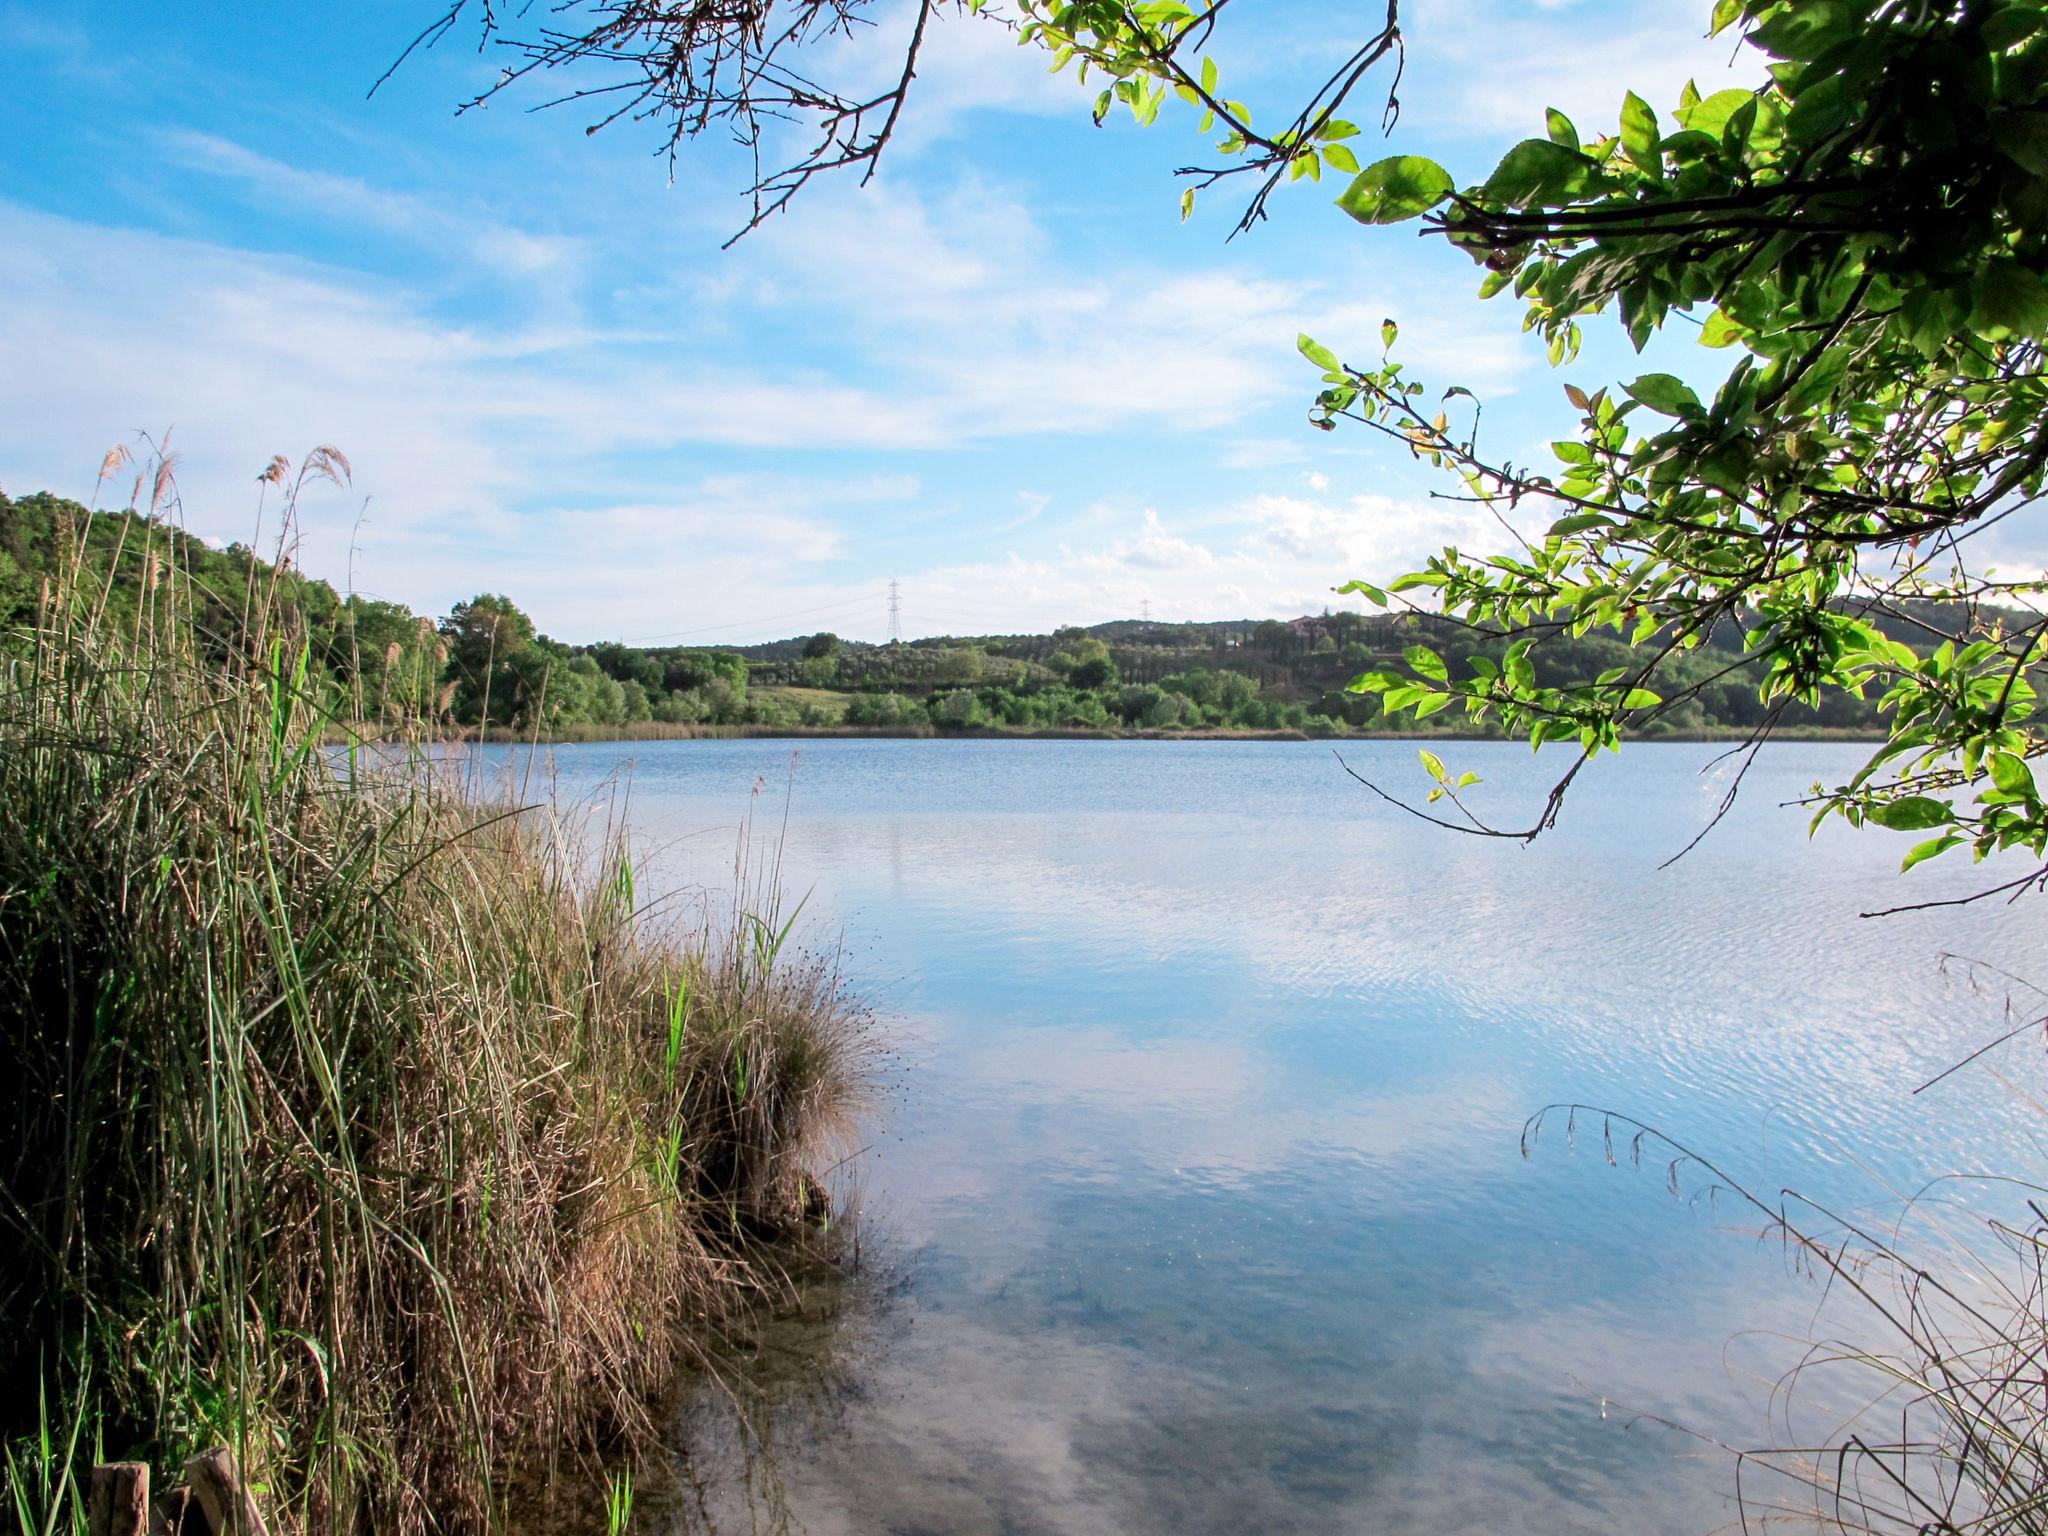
left=0, top=489, right=1969, bottom=746
left=0, top=457, right=872, bottom=1535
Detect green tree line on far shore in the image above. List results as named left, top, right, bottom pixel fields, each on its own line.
left=0, top=487, right=1976, bottom=739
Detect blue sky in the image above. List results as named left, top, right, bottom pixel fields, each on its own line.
left=1, top=0, right=1768, bottom=644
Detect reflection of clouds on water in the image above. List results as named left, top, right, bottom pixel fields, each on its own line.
left=687, top=1149, right=1918, bottom=1536
left=471, top=739, right=2048, bottom=1534
left=689, top=1218, right=1809, bottom=1536
left=948, top=1016, right=1527, bottom=1194
left=735, top=789, right=2043, bottom=1189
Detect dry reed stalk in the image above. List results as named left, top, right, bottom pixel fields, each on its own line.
left=0, top=451, right=873, bottom=1535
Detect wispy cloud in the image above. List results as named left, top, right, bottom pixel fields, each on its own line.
left=0, top=8, right=124, bottom=84
left=160, top=129, right=583, bottom=278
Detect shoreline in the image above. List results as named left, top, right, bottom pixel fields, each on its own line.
left=447, top=723, right=1891, bottom=747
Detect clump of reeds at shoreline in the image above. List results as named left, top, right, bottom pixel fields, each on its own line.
left=0, top=451, right=872, bottom=1535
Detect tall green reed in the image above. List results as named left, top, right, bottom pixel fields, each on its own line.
left=0, top=450, right=871, bottom=1534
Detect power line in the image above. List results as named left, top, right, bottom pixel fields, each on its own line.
left=887, top=578, right=901, bottom=643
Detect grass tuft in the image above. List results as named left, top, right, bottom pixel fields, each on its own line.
left=0, top=454, right=871, bottom=1534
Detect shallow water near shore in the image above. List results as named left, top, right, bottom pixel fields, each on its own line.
left=471, top=737, right=2048, bottom=1535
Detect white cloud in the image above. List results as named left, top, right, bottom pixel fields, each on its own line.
left=0, top=9, right=122, bottom=83
left=0, top=167, right=1358, bottom=516
left=1410, top=0, right=1767, bottom=137
left=161, top=130, right=583, bottom=278
left=997, top=490, right=1052, bottom=531
left=0, top=109, right=1553, bottom=642
left=0, top=202, right=942, bottom=620
left=383, top=474, right=911, bottom=640
left=1307, top=294, right=1531, bottom=397
left=742, top=178, right=1324, bottom=432
left=897, top=489, right=1505, bottom=633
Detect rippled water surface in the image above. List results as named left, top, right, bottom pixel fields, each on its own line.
left=477, top=738, right=2048, bottom=1534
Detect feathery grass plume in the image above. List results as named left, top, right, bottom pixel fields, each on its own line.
left=299, top=445, right=351, bottom=489
left=146, top=452, right=179, bottom=517
left=93, top=445, right=131, bottom=505
left=0, top=450, right=873, bottom=1534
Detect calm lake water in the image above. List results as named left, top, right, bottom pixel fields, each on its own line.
left=477, top=737, right=2047, bottom=1535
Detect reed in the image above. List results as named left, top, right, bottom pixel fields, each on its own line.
left=1527, top=1100, right=2048, bottom=1535
left=0, top=452, right=871, bottom=1534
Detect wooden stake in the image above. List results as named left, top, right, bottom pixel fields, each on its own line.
left=184, top=1448, right=269, bottom=1536
left=88, top=1462, right=150, bottom=1536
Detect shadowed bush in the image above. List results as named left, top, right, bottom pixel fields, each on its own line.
left=0, top=459, right=870, bottom=1534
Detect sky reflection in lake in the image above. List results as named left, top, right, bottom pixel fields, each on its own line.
left=473, top=738, right=2048, bottom=1535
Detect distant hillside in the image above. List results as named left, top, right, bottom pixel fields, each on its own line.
left=1, top=489, right=1931, bottom=739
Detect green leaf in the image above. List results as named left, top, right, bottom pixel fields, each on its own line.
left=1482, top=138, right=1603, bottom=207
left=1297, top=333, right=1341, bottom=372
left=1866, top=795, right=1955, bottom=830
left=1337, top=156, right=1455, bottom=225
left=1678, top=86, right=1760, bottom=139
left=1973, top=260, right=2048, bottom=338
left=1620, top=92, right=1662, bottom=173
left=1901, top=833, right=1962, bottom=871
left=1547, top=512, right=1618, bottom=536
left=1623, top=373, right=1704, bottom=418
left=1322, top=143, right=1360, bottom=175
left=1404, top=644, right=1448, bottom=681
left=1748, top=1, right=1856, bottom=61
left=1984, top=5, right=2048, bottom=47
left=1990, top=750, right=2036, bottom=797
left=1419, top=748, right=1449, bottom=783
left=1346, top=670, right=1405, bottom=694
left=1698, top=309, right=1744, bottom=349
left=1998, top=112, right=2048, bottom=177
left=1338, top=579, right=1388, bottom=605
left=1622, top=688, right=1662, bottom=709
left=1544, top=107, right=1579, bottom=150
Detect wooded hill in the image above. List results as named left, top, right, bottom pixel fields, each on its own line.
left=2, top=490, right=1903, bottom=737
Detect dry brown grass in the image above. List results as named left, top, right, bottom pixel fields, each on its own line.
left=0, top=454, right=872, bottom=1534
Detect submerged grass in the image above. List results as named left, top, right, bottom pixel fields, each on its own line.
left=0, top=455, right=871, bottom=1533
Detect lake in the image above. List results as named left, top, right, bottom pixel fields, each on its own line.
left=472, top=737, right=2048, bottom=1535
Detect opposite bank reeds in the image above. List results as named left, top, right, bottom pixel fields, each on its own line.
left=0, top=456, right=870, bottom=1534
